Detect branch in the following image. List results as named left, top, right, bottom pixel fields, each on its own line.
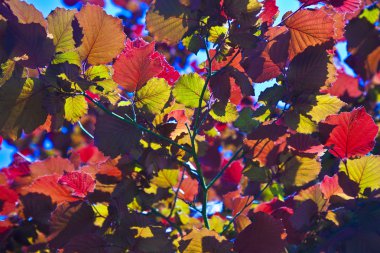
left=83, top=93, right=193, bottom=155
left=207, top=147, right=244, bottom=189
left=221, top=181, right=272, bottom=235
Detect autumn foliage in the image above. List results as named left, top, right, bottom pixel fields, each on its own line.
left=0, top=0, right=379, bottom=252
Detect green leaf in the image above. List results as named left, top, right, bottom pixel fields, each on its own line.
left=135, top=77, right=171, bottom=114
left=340, top=156, right=380, bottom=194
left=210, top=102, right=239, bottom=123
left=173, top=73, right=209, bottom=108
left=47, top=8, right=77, bottom=53
left=233, top=107, right=259, bottom=132
left=307, top=95, right=346, bottom=123
left=85, top=65, right=111, bottom=81
left=51, top=51, right=81, bottom=66
left=64, top=95, right=88, bottom=123
left=0, top=60, right=16, bottom=88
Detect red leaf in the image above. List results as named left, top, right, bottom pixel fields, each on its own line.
left=113, top=38, right=179, bottom=91
left=0, top=186, right=18, bottom=215
left=221, top=159, right=243, bottom=185
left=58, top=171, right=96, bottom=198
left=113, top=38, right=163, bottom=92
left=259, top=0, right=279, bottom=26
left=322, top=107, right=378, bottom=159
left=234, top=212, right=286, bottom=253
left=325, top=70, right=362, bottom=102
left=287, top=133, right=325, bottom=157
left=3, top=154, right=31, bottom=180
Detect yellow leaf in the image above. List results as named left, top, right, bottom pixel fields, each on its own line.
left=76, top=5, right=125, bottom=65
left=210, top=102, right=238, bottom=123
left=173, top=73, right=209, bottom=108
left=64, top=95, right=88, bottom=123
left=131, top=226, right=154, bottom=238
left=179, top=228, right=229, bottom=253
left=51, top=51, right=81, bottom=66
left=47, top=8, right=77, bottom=53
left=340, top=156, right=380, bottom=194
left=146, top=0, right=198, bottom=45
left=297, top=114, right=317, bottom=134
left=135, top=78, right=171, bottom=114
left=281, top=155, right=321, bottom=187
left=151, top=169, right=179, bottom=188
left=307, top=95, right=346, bottom=123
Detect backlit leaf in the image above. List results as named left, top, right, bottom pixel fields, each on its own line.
left=339, top=156, right=380, bottom=194
left=151, top=169, right=179, bottom=188
left=179, top=228, right=232, bottom=253
left=25, top=175, right=78, bottom=203
left=135, top=78, right=171, bottom=114
left=58, top=171, right=96, bottom=198
left=284, top=9, right=335, bottom=59
left=210, top=102, right=239, bottom=123
left=280, top=155, right=321, bottom=187
left=146, top=0, right=198, bottom=45
left=75, top=4, right=125, bottom=65
left=173, top=73, right=209, bottom=108
left=307, top=95, right=346, bottom=123
left=64, top=95, right=88, bottom=123
left=322, top=107, right=378, bottom=159
left=47, top=8, right=77, bottom=53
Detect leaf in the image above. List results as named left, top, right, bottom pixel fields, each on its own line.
left=75, top=4, right=125, bottom=65
left=5, top=0, right=46, bottom=27
left=172, top=73, right=209, bottom=108
left=320, top=174, right=345, bottom=199
left=0, top=77, right=48, bottom=139
left=322, top=107, right=378, bottom=159
left=209, top=102, right=239, bottom=123
left=6, top=22, right=55, bottom=68
left=174, top=169, right=198, bottom=202
left=135, top=78, right=171, bottom=114
left=307, top=95, right=346, bottom=123
left=294, top=184, right=327, bottom=211
left=284, top=9, right=335, bottom=59
left=48, top=202, right=95, bottom=249
left=151, top=169, right=179, bottom=188
left=25, top=175, right=78, bottom=203
left=223, top=0, right=262, bottom=18
left=47, top=8, right=77, bottom=53
left=0, top=185, right=18, bottom=215
left=146, top=0, right=198, bottom=45
left=287, top=133, right=324, bottom=157
left=29, top=156, right=75, bottom=179
left=326, top=70, right=362, bottom=103
left=259, top=0, right=279, bottom=25
left=64, top=95, right=88, bottom=123
left=52, top=51, right=81, bottom=66
left=113, top=39, right=163, bottom=92
left=286, top=45, right=332, bottom=95
left=340, top=156, right=380, bottom=194
left=242, top=27, right=289, bottom=83
left=280, top=155, right=321, bottom=187
left=58, top=171, right=96, bottom=198
left=234, top=212, right=286, bottom=253
left=94, top=107, right=142, bottom=158
left=179, top=228, right=233, bottom=253
left=64, top=233, right=108, bottom=253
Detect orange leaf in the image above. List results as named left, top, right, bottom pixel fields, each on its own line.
left=25, top=175, right=77, bottom=203
left=284, top=9, right=335, bottom=60
left=29, top=157, right=75, bottom=179
left=75, top=4, right=125, bottom=65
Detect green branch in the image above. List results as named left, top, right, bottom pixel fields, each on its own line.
left=207, top=147, right=244, bottom=189
left=83, top=93, right=193, bottom=155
